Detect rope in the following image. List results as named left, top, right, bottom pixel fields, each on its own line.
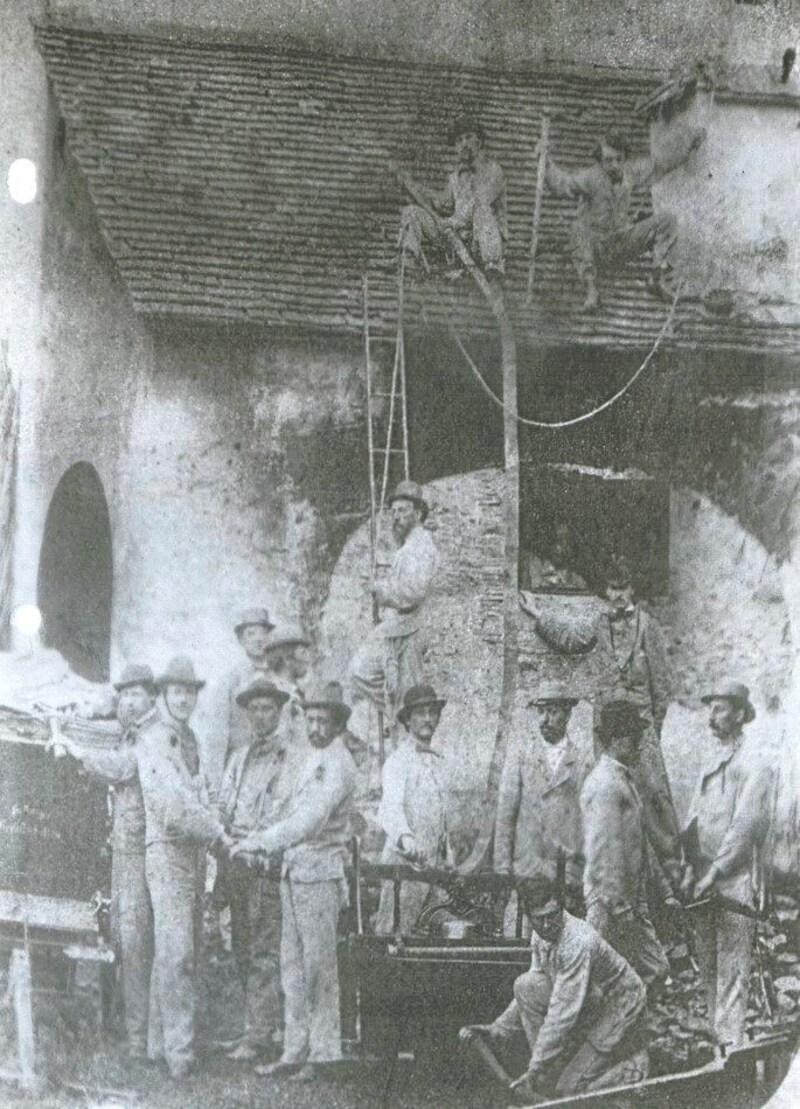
left=449, top=281, right=682, bottom=429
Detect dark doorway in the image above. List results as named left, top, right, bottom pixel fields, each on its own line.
left=37, top=463, right=113, bottom=682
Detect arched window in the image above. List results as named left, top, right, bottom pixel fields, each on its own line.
left=37, top=462, right=113, bottom=682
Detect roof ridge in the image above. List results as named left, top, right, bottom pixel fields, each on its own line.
left=34, top=16, right=664, bottom=86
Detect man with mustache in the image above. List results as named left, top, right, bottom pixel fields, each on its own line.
left=459, top=876, right=649, bottom=1101
left=681, top=680, right=773, bottom=1049
left=522, top=555, right=681, bottom=902
left=202, top=606, right=275, bottom=796
left=232, top=681, right=356, bottom=1082
left=495, top=682, right=591, bottom=929
left=539, top=124, right=705, bottom=311
left=350, top=480, right=439, bottom=727
left=53, top=663, right=159, bottom=1062
left=374, top=684, right=451, bottom=933
left=397, top=115, right=507, bottom=279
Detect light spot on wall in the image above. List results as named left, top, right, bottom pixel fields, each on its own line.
left=11, top=603, right=42, bottom=636
left=7, top=158, right=37, bottom=204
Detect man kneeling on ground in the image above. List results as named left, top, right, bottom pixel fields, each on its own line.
left=459, top=876, right=648, bottom=1102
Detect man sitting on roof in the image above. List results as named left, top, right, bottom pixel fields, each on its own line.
left=538, top=124, right=705, bottom=311
left=397, top=115, right=508, bottom=279
left=459, top=876, right=649, bottom=1102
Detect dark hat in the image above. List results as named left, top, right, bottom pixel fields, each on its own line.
left=597, top=700, right=647, bottom=740
left=234, top=606, right=275, bottom=636
left=517, top=875, right=560, bottom=912
left=303, top=680, right=352, bottom=727
left=397, top=684, right=447, bottom=726
left=529, top=681, right=579, bottom=708
left=448, top=115, right=486, bottom=145
left=156, top=655, right=205, bottom=690
left=388, top=480, right=429, bottom=521
left=264, top=623, right=311, bottom=652
left=606, top=554, right=634, bottom=589
left=113, top=663, right=156, bottom=693
left=701, top=680, right=756, bottom=723
left=235, top=677, right=290, bottom=710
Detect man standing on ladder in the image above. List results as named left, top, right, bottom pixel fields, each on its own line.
left=350, top=480, right=439, bottom=728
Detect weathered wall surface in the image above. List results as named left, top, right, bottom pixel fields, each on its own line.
left=322, top=469, right=794, bottom=854
left=48, top=0, right=798, bottom=72
left=652, top=90, right=800, bottom=318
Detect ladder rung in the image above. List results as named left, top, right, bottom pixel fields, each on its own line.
left=372, top=448, right=407, bottom=455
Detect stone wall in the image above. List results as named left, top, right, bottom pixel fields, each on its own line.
left=322, top=469, right=794, bottom=855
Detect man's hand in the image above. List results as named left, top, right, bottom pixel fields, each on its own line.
left=458, top=1024, right=495, bottom=1046
left=694, top=866, right=719, bottom=900
left=370, top=582, right=391, bottom=607
left=509, top=1068, right=541, bottom=1098
left=679, top=863, right=695, bottom=902
left=398, top=834, right=427, bottom=867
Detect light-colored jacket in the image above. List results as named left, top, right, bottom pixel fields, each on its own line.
left=378, top=740, right=450, bottom=864
left=544, top=128, right=698, bottom=238
left=492, top=913, right=645, bottom=1068
left=684, top=735, right=774, bottom=904
left=581, top=754, right=650, bottom=914
left=494, top=731, right=592, bottom=887
left=440, top=157, right=508, bottom=241
left=137, top=716, right=223, bottom=849
left=217, top=730, right=300, bottom=837
left=378, top=525, right=439, bottom=639
left=240, top=736, right=357, bottom=883
left=72, top=705, right=159, bottom=853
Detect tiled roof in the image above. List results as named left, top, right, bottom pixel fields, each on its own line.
left=36, top=22, right=800, bottom=352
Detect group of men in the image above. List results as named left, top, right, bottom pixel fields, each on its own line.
left=395, top=113, right=706, bottom=311
left=52, top=473, right=776, bottom=1101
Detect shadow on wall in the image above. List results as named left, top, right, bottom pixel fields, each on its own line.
left=322, top=469, right=794, bottom=851
left=36, top=462, right=113, bottom=683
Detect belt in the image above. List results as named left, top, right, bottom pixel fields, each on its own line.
left=395, top=606, right=418, bottom=615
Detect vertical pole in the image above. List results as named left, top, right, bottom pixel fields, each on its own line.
left=362, top=277, right=386, bottom=767
left=526, top=115, right=550, bottom=306
left=10, top=937, right=36, bottom=1090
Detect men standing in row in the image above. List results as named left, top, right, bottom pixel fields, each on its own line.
left=203, top=607, right=275, bottom=795
left=216, top=678, right=295, bottom=1062
left=523, top=556, right=681, bottom=894
left=495, top=682, right=591, bottom=922
left=53, top=663, right=159, bottom=1062
left=459, top=876, right=649, bottom=1101
left=581, top=701, right=670, bottom=991
left=539, top=123, right=705, bottom=311
left=374, top=684, right=451, bottom=933
left=232, top=682, right=357, bottom=1081
left=137, top=656, right=232, bottom=1079
left=350, top=481, right=439, bottom=727
left=683, top=681, right=773, bottom=1049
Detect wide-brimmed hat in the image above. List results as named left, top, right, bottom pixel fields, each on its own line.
left=597, top=700, right=646, bottom=740
left=397, top=684, right=447, bottom=726
left=605, top=553, right=634, bottom=590
left=234, top=606, right=275, bottom=637
left=113, top=663, right=156, bottom=693
left=529, top=681, right=579, bottom=708
left=701, top=680, right=756, bottom=723
left=303, top=680, right=352, bottom=727
left=156, top=655, right=205, bottom=690
left=264, top=623, right=311, bottom=652
left=388, top=480, right=429, bottom=522
left=235, top=677, right=290, bottom=710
